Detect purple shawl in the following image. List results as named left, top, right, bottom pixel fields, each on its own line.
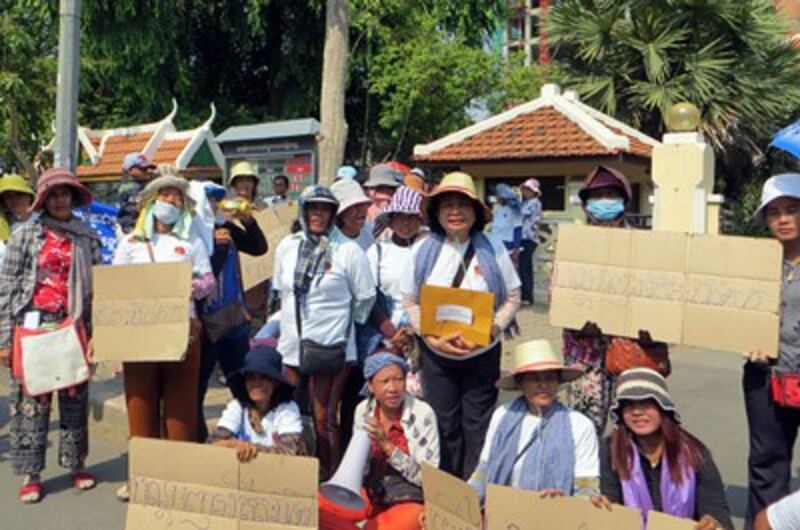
left=621, top=442, right=696, bottom=527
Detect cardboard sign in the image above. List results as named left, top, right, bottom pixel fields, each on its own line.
left=126, top=437, right=318, bottom=530
left=422, top=464, right=482, bottom=530
left=486, top=484, right=641, bottom=530
left=550, top=224, right=782, bottom=355
left=92, top=262, right=192, bottom=362
left=240, top=202, right=296, bottom=292
left=648, top=511, right=697, bottom=530
left=420, top=285, right=495, bottom=347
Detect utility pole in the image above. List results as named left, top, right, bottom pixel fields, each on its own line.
left=53, top=0, right=81, bottom=172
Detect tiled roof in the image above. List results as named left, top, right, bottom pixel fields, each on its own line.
left=152, top=138, right=190, bottom=165
left=77, top=132, right=152, bottom=178
left=413, top=84, right=659, bottom=163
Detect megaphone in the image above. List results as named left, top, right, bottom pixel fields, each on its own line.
left=319, top=428, right=371, bottom=513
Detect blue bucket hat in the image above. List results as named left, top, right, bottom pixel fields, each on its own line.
left=237, top=346, right=294, bottom=388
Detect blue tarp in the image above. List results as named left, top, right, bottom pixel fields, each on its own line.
left=75, top=201, right=120, bottom=264
left=770, top=119, right=800, bottom=158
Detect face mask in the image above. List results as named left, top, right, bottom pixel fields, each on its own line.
left=152, top=200, right=182, bottom=225
left=585, top=198, right=625, bottom=221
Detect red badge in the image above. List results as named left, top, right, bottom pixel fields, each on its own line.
left=174, top=246, right=186, bottom=255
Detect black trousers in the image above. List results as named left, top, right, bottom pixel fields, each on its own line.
left=743, top=361, right=800, bottom=528
left=421, top=341, right=501, bottom=480
left=518, top=240, right=537, bottom=304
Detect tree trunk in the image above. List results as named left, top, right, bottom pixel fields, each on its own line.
left=318, top=0, right=349, bottom=186
left=7, top=100, right=38, bottom=179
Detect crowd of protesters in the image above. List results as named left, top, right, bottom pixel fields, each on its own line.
left=2, top=156, right=800, bottom=530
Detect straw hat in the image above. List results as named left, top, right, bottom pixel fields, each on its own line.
left=137, top=166, right=191, bottom=206
left=331, top=179, right=372, bottom=215
left=496, top=339, right=584, bottom=391
left=427, top=171, right=492, bottom=221
left=753, top=173, right=800, bottom=221
left=30, top=168, right=92, bottom=212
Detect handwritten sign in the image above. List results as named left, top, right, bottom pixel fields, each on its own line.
left=648, top=511, right=696, bottom=530
left=126, top=437, right=318, bottom=530
left=550, top=224, right=782, bottom=355
left=420, top=285, right=495, bottom=347
left=486, top=484, right=641, bottom=530
left=92, top=262, right=192, bottom=362
left=240, top=203, right=296, bottom=292
left=422, top=464, right=482, bottom=530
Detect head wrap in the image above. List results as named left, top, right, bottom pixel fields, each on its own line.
left=360, top=352, right=409, bottom=396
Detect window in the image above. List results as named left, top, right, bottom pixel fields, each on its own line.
left=485, top=176, right=565, bottom=211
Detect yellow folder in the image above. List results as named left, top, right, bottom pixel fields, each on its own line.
left=420, top=285, right=495, bottom=347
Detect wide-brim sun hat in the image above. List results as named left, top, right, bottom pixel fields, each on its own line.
left=578, top=165, right=633, bottom=204
left=331, top=178, right=372, bottom=215
left=609, top=367, right=681, bottom=424
left=0, top=173, right=35, bottom=197
left=137, top=170, right=191, bottom=206
left=496, top=339, right=584, bottom=391
left=374, top=185, right=424, bottom=226
left=752, top=173, right=800, bottom=222
left=364, top=163, right=403, bottom=189
left=427, top=171, right=492, bottom=222
left=30, top=167, right=93, bottom=212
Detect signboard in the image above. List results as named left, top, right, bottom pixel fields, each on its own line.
left=126, top=437, right=318, bottom=530
left=648, top=511, right=697, bottom=530
left=240, top=202, right=296, bottom=292
left=486, top=484, right=641, bottom=530
left=92, top=262, right=191, bottom=362
left=550, top=224, right=782, bottom=355
left=422, top=464, right=482, bottom=530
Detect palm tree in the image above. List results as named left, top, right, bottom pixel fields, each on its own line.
left=548, top=0, right=800, bottom=194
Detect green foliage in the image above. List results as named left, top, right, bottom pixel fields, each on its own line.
left=0, top=0, right=57, bottom=172
left=549, top=0, right=800, bottom=196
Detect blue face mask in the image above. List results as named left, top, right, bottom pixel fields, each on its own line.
left=585, top=198, right=625, bottom=221
left=152, top=200, right=182, bottom=225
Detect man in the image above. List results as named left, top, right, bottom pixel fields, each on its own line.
left=228, top=161, right=260, bottom=204
left=262, top=174, right=289, bottom=207
left=117, top=152, right=156, bottom=233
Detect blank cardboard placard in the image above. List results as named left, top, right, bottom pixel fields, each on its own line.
left=126, top=437, right=318, bottom=530
left=550, top=224, right=782, bottom=355
left=647, top=511, right=696, bottom=530
left=422, top=464, right=482, bottom=530
left=486, top=484, right=641, bottom=530
left=420, top=285, right=495, bottom=347
left=240, top=203, right=296, bottom=292
left=92, top=262, right=192, bottom=362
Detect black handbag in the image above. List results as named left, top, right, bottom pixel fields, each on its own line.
left=201, top=300, right=248, bottom=344
left=295, top=289, right=348, bottom=376
left=370, top=470, right=424, bottom=507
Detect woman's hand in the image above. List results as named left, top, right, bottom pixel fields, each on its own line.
left=0, top=347, right=9, bottom=367
left=744, top=350, right=772, bottom=364
left=365, top=417, right=393, bottom=456
left=390, top=327, right=414, bottom=355
left=235, top=440, right=259, bottom=463
left=694, top=514, right=721, bottom=530
left=589, top=495, right=612, bottom=511
left=425, top=333, right=473, bottom=356
left=538, top=489, right=564, bottom=498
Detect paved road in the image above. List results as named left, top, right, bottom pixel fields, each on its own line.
left=0, top=305, right=798, bottom=529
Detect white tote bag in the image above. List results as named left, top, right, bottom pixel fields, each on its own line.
left=20, top=322, right=89, bottom=396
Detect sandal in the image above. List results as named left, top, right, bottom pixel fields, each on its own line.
left=19, top=482, right=42, bottom=503
left=71, top=470, right=96, bottom=491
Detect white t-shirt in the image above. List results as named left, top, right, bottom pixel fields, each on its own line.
left=353, top=225, right=375, bottom=251
left=478, top=402, right=599, bottom=487
left=767, top=489, right=800, bottom=529
left=272, top=231, right=375, bottom=367
left=401, top=236, right=521, bottom=359
left=367, top=241, right=413, bottom=327
left=216, top=399, right=303, bottom=446
left=112, top=233, right=212, bottom=317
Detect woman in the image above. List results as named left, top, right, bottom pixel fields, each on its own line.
left=594, top=367, right=733, bottom=530
left=743, top=173, right=800, bottom=528
left=272, top=185, right=375, bottom=479
left=0, top=168, right=100, bottom=503
left=489, top=183, right=522, bottom=258
left=319, top=352, right=439, bottom=530
left=402, top=171, right=521, bottom=479
left=331, top=178, right=375, bottom=251
left=197, top=182, right=267, bottom=442
left=210, top=345, right=306, bottom=460
left=112, top=169, right=215, bottom=480
left=518, top=178, right=541, bottom=305
left=469, top=340, right=598, bottom=502
left=0, top=173, right=36, bottom=263
left=562, top=165, right=669, bottom=435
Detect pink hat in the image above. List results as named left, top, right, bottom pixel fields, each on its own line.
left=522, top=178, right=541, bottom=195
left=30, top=167, right=93, bottom=212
